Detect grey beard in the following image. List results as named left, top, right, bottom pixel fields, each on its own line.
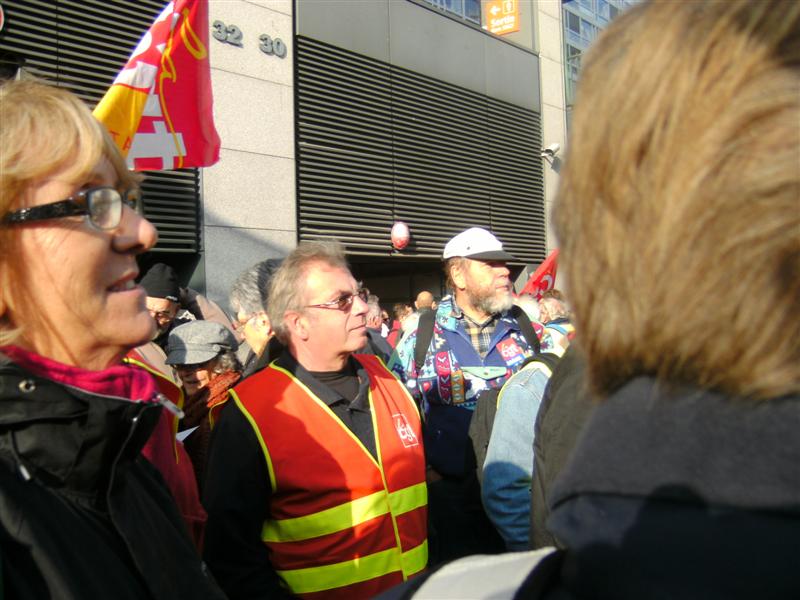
left=472, top=289, right=513, bottom=316
left=152, top=322, right=170, bottom=341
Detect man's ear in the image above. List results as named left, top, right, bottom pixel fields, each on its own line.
left=256, top=312, right=277, bottom=339
left=254, top=311, right=270, bottom=331
left=285, top=310, right=311, bottom=342
left=451, top=259, right=468, bottom=291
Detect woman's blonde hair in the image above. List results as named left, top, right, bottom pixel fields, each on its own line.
left=0, top=79, right=141, bottom=345
left=554, top=0, right=800, bottom=400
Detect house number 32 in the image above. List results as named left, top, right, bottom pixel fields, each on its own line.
left=212, top=20, right=287, bottom=58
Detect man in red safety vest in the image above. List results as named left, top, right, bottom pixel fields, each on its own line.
left=203, top=240, right=427, bottom=600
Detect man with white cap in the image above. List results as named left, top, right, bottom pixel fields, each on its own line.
left=389, top=227, right=539, bottom=564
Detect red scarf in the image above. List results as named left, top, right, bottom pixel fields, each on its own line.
left=1, top=345, right=157, bottom=403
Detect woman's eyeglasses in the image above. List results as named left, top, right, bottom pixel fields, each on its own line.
left=305, top=288, right=370, bottom=311
left=175, top=359, right=215, bottom=373
left=1, top=186, right=142, bottom=231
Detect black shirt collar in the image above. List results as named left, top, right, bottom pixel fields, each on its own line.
left=274, top=350, right=370, bottom=411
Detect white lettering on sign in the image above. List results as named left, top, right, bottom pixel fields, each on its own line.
left=393, top=413, right=419, bottom=448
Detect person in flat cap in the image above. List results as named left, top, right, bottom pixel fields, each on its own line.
left=388, top=226, right=540, bottom=565
left=166, top=320, right=242, bottom=493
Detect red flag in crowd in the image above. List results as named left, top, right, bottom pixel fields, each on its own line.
left=520, top=249, right=559, bottom=299
left=93, top=0, right=220, bottom=171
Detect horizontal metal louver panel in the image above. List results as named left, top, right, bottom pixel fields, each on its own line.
left=0, top=0, right=201, bottom=254
left=296, top=36, right=546, bottom=265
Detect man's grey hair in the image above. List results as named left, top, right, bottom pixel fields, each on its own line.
left=366, top=294, right=382, bottom=322
left=268, top=239, right=349, bottom=344
left=229, top=258, right=283, bottom=317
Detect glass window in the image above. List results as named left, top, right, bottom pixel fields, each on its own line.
left=597, top=0, right=611, bottom=21
left=464, top=0, right=481, bottom=24
left=423, top=0, right=480, bottom=26
left=580, top=18, right=597, bottom=43
left=445, top=0, right=463, bottom=15
left=567, top=12, right=581, bottom=33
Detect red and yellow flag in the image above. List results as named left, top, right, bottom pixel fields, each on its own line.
left=94, top=0, right=220, bottom=171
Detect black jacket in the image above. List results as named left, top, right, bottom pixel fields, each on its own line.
left=0, top=356, right=225, bottom=599
left=530, top=346, right=593, bottom=549
left=380, top=378, right=800, bottom=599
left=543, top=378, right=800, bottom=599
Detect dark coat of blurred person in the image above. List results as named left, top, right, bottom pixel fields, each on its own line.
left=377, top=1, right=800, bottom=598
left=0, top=81, right=223, bottom=598
left=528, top=345, right=593, bottom=551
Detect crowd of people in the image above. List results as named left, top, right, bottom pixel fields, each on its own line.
left=0, top=0, right=797, bottom=598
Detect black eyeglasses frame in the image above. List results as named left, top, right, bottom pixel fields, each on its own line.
left=1, top=186, right=143, bottom=230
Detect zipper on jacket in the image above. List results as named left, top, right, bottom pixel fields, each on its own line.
left=153, top=392, right=184, bottom=418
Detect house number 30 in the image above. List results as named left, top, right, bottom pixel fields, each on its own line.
left=212, top=21, right=288, bottom=58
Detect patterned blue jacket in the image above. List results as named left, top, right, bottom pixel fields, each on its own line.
left=388, top=296, right=536, bottom=478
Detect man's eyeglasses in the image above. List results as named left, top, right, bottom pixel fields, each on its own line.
left=1, top=186, right=143, bottom=231
left=305, top=288, right=369, bottom=311
left=149, top=309, right=175, bottom=321
left=233, top=313, right=258, bottom=331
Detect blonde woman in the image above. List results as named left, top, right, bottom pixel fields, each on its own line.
left=0, top=80, right=223, bottom=598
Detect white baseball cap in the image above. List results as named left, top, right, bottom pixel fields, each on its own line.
left=442, top=227, right=516, bottom=261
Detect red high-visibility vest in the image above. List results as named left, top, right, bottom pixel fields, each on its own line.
left=124, top=350, right=206, bottom=550
left=230, top=354, right=427, bottom=599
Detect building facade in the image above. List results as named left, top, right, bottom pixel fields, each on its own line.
left=0, top=0, right=569, bottom=310
left=562, top=0, right=637, bottom=125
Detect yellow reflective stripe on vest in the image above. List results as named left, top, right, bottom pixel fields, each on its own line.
left=388, top=482, right=427, bottom=517
left=277, top=540, right=427, bottom=594
left=401, top=539, right=428, bottom=577
left=262, top=482, right=427, bottom=543
left=263, top=489, right=386, bottom=543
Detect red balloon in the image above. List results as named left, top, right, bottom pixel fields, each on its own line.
left=391, top=222, right=410, bottom=250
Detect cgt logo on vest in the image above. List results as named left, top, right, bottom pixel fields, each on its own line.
left=393, top=413, right=419, bottom=448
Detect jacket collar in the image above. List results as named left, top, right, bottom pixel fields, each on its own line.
left=0, top=355, right=161, bottom=497
left=274, top=350, right=370, bottom=410
left=550, top=377, right=800, bottom=512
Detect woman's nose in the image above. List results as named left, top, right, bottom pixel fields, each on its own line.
left=113, top=204, right=158, bottom=254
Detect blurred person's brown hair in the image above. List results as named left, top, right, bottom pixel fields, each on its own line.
left=554, top=0, right=800, bottom=400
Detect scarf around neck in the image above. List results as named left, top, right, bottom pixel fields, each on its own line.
left=1, top=344, right=158, bottom=403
